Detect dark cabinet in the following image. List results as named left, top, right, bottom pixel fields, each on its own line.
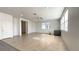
left=54, top=30, right=61, bottom=36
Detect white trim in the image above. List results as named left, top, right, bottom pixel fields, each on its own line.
left=20, top=18, right=28, bottom=36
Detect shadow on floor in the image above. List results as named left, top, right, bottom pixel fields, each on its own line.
left=0, top=40, right=19, bottom=51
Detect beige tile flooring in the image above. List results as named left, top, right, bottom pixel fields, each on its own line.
left=2, top=33, right=67, bottom=51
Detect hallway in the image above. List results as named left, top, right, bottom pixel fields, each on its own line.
left=1, top=33, right=67, bottom=51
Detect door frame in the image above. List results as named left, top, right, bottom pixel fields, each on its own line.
left=20, top=18, right=28, bottom=36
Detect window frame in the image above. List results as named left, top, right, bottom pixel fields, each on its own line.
left=60, top=10, right=68, bottom=31
left=41, top=22, right=50, bottom=30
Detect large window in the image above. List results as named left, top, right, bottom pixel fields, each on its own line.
left=60, top=10, right=68, bottom=31
left=42, top=22, right=50, bottom=30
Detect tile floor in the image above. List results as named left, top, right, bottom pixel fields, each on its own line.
left=2, top=33, right=67, bottom=51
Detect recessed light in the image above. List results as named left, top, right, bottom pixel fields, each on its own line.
left=20, top=14, right=23, bottom=17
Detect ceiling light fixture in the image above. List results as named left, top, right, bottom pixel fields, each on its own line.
left=33, top=13, right=37, bottom=15
left=40, top=17, right=43, bottom=19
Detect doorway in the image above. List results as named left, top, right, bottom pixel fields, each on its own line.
left=21, top=21, right=28, bottom=35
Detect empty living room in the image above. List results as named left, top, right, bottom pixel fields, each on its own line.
left=0, top=7, right=79, bottom=51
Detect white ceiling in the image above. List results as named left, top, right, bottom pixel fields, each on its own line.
left=0, top=7, right=64, bottom=21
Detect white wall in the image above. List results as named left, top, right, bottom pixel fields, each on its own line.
left=13, top=17, right=20, bottom=36
left=0, top=14, right=2, bottom=39
left=36, top=20, right=60, bottom=33
left=28, top=20, right=36, bottom=34
left=61, top=8, right=79, bottom=50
